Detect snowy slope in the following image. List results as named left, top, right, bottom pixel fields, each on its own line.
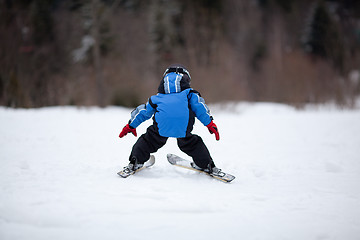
left=1, top=103, right=360, bottom=240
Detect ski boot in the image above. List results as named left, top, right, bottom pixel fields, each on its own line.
left=122, top=158, right=144, bottom=174
left=191, top=162, right=225, bottom=177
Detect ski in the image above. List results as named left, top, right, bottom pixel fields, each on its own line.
left=117, top=155, right=155, bottom=178
left=167, top=153, right=235, bottom=183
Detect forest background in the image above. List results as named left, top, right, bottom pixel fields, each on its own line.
left=1, top=0, right=360, bottom=108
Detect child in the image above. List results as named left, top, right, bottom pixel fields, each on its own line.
left=119, top=64, right=221, bottom=175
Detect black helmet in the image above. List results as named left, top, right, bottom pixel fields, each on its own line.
left=163, top=64, right=191, bottom=81
left=158, top=64, right=191, bottom=94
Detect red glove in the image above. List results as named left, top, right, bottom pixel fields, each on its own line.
left=206, top=121, right=220, bottom=141
left=119, top=124, right=137, bottom=138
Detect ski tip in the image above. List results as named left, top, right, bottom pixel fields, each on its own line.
left=166, top=153, right=179, bottom=165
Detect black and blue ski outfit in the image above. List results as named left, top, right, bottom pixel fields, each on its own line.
left=127, top=65, right=216, bottom=169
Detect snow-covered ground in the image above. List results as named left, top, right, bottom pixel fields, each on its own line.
left=1, top=102, right=360, bottom=240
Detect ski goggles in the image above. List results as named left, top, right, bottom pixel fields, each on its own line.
left=163, top=67, right=191, bottom=80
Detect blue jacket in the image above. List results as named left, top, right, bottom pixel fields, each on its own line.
left=129, top=72, right=212, bottom=138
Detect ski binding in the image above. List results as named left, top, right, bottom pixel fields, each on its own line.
left=167, top=153, right=235, bottom=183
left=117, top=155, right=155, bottom=178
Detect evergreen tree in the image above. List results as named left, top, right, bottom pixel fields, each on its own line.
left=304, top=1, right=344, bottom=70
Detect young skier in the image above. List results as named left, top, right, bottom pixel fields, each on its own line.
left=119, top=64, right=221, bottom=175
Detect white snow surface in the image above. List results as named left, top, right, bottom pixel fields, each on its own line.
left=1, top=103, right=360, bottom=240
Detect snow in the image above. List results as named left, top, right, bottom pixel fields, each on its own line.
left=1, top=103, right=360, bottom=240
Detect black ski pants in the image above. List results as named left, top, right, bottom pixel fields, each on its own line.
left=129, top=125, right=214, bottom=169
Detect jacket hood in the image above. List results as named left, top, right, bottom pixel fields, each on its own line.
left=158, top=69, right=191, bottom=94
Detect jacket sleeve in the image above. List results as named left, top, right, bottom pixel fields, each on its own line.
left=128, top=98, right=156, bottom=128
left=188, top=90, right=213, bottom=126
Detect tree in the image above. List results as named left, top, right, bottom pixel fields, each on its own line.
left=303, top=0, right=344, bottom=70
